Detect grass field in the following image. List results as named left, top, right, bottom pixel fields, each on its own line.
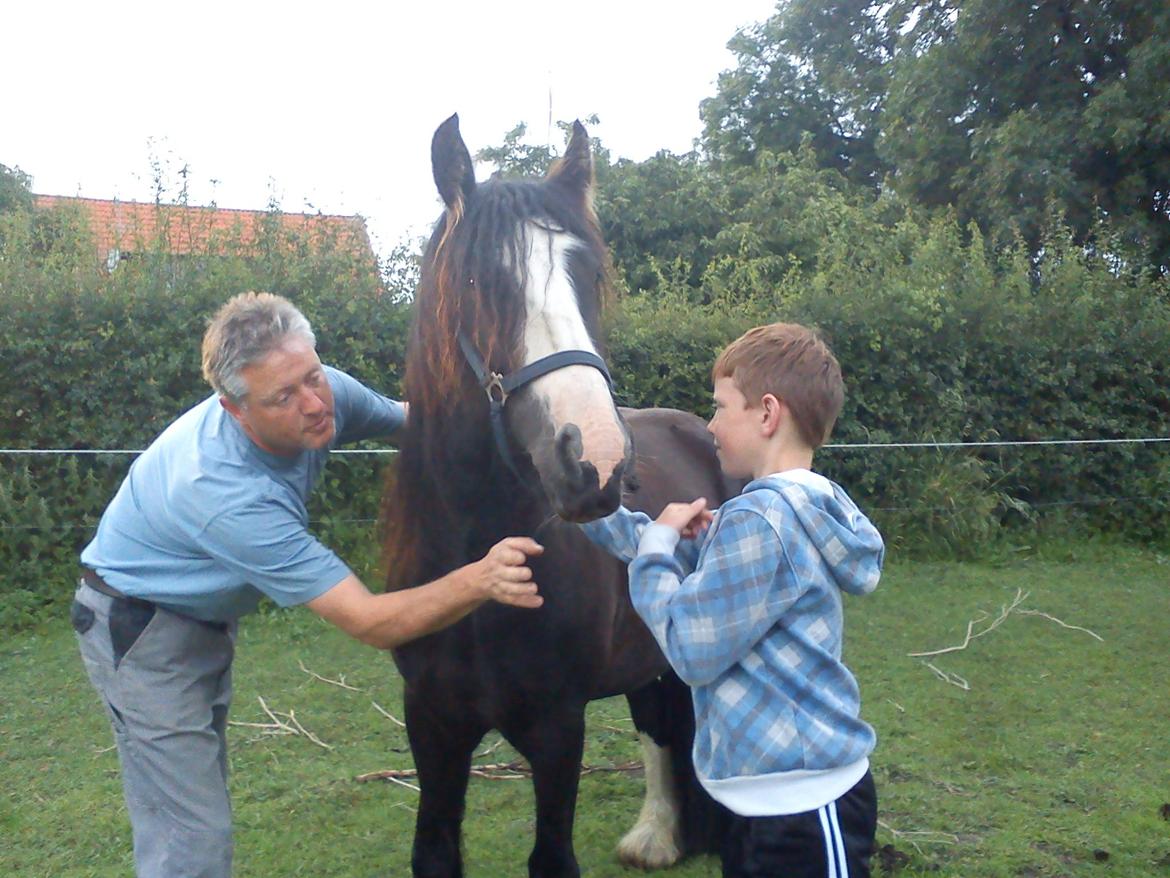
left=2, top=543, right=1167, bottom=877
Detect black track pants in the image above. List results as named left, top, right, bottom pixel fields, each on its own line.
left=721, top=770, right=877, bottom=878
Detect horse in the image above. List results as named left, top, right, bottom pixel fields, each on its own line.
left=381, top=114, right=734, bottom=878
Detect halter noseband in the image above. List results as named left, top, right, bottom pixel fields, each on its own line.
left=458, top=331, right=613, bottom=479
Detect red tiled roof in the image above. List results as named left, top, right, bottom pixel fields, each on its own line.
left=32, top=194, right=374, bottom=262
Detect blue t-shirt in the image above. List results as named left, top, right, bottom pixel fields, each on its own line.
left=80, top=366, right=404, bottom=621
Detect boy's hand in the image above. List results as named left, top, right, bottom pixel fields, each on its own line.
left=656, top=498, right=713, bottom=539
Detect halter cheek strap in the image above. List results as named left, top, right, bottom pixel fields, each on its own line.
left=458, top=332, right=614, bottom=479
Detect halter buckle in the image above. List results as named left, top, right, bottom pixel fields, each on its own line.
left=485, top=372, right=508, bottom=405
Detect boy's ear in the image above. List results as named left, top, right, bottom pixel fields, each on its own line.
left=760, top=393, right=785, bottom=437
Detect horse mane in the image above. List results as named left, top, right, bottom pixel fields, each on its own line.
left=381, top=173, right=615, bottom=591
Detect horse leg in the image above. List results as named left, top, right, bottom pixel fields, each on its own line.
left=626, top=674, right=730, bottom=863
left=620, top=681, right=683, bottom=868
left=405, top=694, right=486, bottom=878
left=503, top=707, right=587, bottom=878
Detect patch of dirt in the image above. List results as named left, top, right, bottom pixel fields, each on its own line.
left=876, top=843, right=912, bottom=873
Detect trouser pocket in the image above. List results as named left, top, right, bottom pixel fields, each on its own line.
left=109, top=599, right=157, bottom=670
left=70, top=599, right=96, bottom=635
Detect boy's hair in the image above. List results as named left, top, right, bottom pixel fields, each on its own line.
left=201, top=291, right=316, bottom=403
left=712, top=322, right=844, bottom=448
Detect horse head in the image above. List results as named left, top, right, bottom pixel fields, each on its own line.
left=406, top=113, right=632, bottom=523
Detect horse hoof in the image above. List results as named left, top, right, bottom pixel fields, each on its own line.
left=616, top=821, right=682, bottom=870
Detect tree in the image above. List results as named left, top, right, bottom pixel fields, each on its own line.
left=702, top=1, right=1170, bottom=270
left=475, top=116, right=610, bottom=179
left=0, top=164, right=33, bottom=214
left=595, top=151, right=729, bottom=292
left=882, top=0, right=1170, bottom=266
left=700, top=0, right=897, bottom=187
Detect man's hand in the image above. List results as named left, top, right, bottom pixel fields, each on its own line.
left=471, top=536, right=544, bottom=608
left=656, top=498, right=713, bottom=539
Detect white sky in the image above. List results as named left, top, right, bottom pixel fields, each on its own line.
left=5, top=1, right=776, bottom=258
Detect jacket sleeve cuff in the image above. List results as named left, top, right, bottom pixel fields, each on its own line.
left=637, top=523, right=680, bottom=558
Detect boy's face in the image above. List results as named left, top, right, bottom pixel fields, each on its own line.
left=708, top=376, right=762, bottom=479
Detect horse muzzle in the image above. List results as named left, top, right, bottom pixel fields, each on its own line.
left=536, top=421, right=631, bottom=522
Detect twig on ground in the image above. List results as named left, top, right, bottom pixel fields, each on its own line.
left=1017, top=609, right=1103, bottom=641
left=924, top=661, right=970, bottom=691
left=909, top=589, right=1027, bottom=657
left=355, top=760, right=644, bottom=785
left=909, top=588, right=1104, bottom=688
left=600, top=724, right=638, bottom=736
left=475, top=737, right=506, bottom=758
left=298, top=659, right=362, bottom=691
left=878, top=819, right=960, bottom=856
left=371, top=700, right=406, bottom=727
left=382, top=774, right=421, bottom=792
left=284, top=709, right=333, bottom=750
left=227, top=695, right=333, bottom=750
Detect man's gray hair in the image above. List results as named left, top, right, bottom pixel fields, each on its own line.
left=201, top=291, right=316, bottom=403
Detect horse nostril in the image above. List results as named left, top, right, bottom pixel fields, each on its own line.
left=556, top=424, right=585, bottom=472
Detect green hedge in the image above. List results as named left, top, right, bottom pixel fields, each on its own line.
left=0, top=203, right=411, bottom=627
left=2, top=203, right=1168, bottom=628
left=605, top=216, right=1170, bottom=555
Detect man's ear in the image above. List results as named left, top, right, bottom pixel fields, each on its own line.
left=760, top=393, right=785, bottom=437
left=220, top=396, right=245, bottom=423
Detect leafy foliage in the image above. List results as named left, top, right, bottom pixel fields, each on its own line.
left=0, top=196, right=413, bottom=625
left=5, top=33, right=1170, bottom=627
left=702, top=0, right=1170, bottom=269
left=0, top=163, right=33, bottom=214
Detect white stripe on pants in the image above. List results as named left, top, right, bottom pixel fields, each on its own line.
left=817, top=802, right=849, bottom=878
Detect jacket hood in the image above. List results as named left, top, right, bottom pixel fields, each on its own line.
left=745, top=472, right=884, bottom=595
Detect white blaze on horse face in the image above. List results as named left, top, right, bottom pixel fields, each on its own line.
left=518, top=222, right=627, bottom=488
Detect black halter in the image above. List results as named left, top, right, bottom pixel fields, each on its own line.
left=458, top=331, right=613, bottom=478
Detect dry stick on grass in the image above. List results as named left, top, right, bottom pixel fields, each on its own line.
left=355, top=761, right=645, bottom=785
left=924, top=661, right=970, bottom=691
left=228, top=695, right=333, bottom=750
left=298, top=659, right=362, bottom=691
left=1016, top=609, right=1104, bottom=641
left=877, top=819, right=960, bottom=856
left=475, top=737, right=506, bottom=758
left=371, top=700, right=406, bottom=727
left=909, top=589, right=1029, bottom=658
left=909, top=588, right=1102, bottom=688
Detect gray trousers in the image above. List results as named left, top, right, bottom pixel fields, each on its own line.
left=72, top=581, right=238, bottom=878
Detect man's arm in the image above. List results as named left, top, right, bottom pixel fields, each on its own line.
left=307, top=536, right=543, bottom=649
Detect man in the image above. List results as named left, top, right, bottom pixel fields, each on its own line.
left=71, top=291, right=544, bottom=877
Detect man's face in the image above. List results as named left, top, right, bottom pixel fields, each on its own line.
left=707, top=376, right=762, bottom=479
left=222, top=337, right=336, bottom=457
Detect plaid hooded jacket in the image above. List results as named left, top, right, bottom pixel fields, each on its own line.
left=582, top=471, right=884, bottom=792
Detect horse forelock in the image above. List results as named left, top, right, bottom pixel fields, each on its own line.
left=407, top=179, right=610, bottom=419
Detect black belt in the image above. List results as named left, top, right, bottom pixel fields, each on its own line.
left=82, top=569, right=135, bottom=600
left=82, top=570, right=156, bottom=612
left=81, top=569, right=229, bottom=633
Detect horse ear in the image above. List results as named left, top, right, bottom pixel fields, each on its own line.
left=431, top=113, right=477, bottom=215
left=547, top=120, right=593, bottom=202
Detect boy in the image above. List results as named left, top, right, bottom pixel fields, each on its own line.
left=582, top=322, right=884, bottom=878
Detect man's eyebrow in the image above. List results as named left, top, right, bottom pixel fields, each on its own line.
left=260, top=381, right=297, bottom=403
